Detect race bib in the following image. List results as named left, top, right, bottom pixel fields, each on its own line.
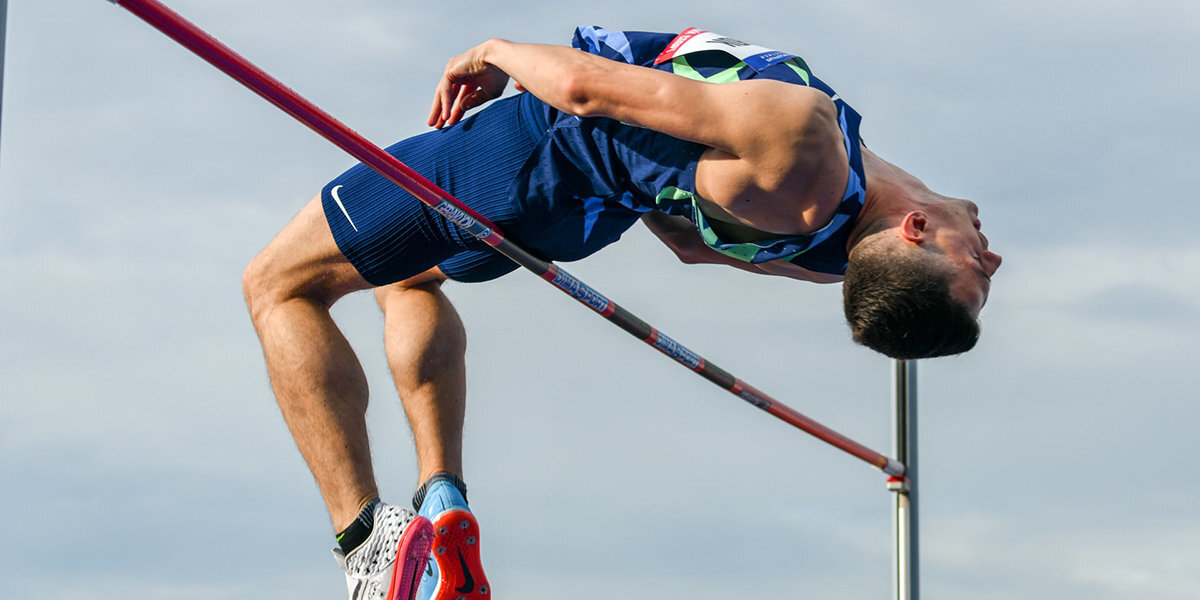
left=653, top=28, right=794, bottom=73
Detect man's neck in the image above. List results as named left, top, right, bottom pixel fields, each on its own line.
left=846, top=145, right=934, bottom=249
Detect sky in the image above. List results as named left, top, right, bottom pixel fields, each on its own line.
left=2, top=0, right=1198, bottom=599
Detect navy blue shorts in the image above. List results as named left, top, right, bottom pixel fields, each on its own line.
left=320, top=93, right=642, bottom=285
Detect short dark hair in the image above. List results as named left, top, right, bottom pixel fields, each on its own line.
left=843, top=236, right=980, bottom=359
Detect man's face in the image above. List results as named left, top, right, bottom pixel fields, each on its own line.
left=931, top=200, right=1003, bottom=317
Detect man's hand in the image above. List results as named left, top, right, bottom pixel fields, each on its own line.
left=428, top=40, right=517, bottom=129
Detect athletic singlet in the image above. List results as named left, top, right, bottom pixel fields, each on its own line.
left=518, top=26, right=867, bottom=274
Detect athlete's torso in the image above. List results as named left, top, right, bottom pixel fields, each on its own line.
left=514, top=26, right=867, bottom=275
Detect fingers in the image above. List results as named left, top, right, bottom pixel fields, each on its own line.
left=427, top=85, right=446, bottom=128
left=428, top=55, right=460, bottom=128
left=428, top=73, right=463, bottom=129
left=429, top=82, right=501, bottom=129
left=427, top=45, right=509, bottom=129
left=450, top=84, right=493, bottom=127
left=438, top=85, right=461, bottom=128
left=428, top=85, right=476, bottom=129
left=427, top=80, right=445, bottom=127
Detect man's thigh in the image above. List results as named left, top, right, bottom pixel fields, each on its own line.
left=246, top=195, right=372, bottom=307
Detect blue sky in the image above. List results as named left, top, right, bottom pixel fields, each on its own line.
left=2, top=1, right=1198, bottom=598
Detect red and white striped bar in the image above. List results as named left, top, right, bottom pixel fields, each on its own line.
left=107, top=0, right=905, bottom=479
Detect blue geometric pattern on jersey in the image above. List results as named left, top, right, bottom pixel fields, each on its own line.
left=581, top=194, right=607, bottom=241
left=573, top=26, right=635, bottom=64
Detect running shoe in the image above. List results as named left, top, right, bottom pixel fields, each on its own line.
left=416, top=480, right=490, bottom=600
left=333, top=501, right=435, bottom=600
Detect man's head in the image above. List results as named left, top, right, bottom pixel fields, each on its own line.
left=843, top=199, right=1002, bottom=359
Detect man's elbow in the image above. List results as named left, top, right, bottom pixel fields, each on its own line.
left=559, top=72, right=592, bottom=115
left=560, top=74, right=600, bottom=117
left=558, top=63, right=620, bottom=117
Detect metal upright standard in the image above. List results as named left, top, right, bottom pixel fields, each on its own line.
left=889, top=359, right=920, bottom=600
left=1, top=0, right=9, bottom=160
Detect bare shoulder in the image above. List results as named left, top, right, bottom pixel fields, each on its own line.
left=697, top=79, right=837, bottom=148
left=694, top=81, right=848, bottom=237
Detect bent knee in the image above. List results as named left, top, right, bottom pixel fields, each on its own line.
left=242, top=251, right=286, bottom=322
left=373, top=268, right=450, bottom=307
left=242, top=196, right=372, bottom=321
left=241, top=250, right=362, bottom=323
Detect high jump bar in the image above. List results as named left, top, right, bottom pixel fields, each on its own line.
left=106, top=0, right=905, bottom=479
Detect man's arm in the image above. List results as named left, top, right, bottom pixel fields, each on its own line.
left=641, top=212, right=843, bottom=284
left=429, top=39, right=846, bottom=235
left=431, top=39, right=821, bottom=150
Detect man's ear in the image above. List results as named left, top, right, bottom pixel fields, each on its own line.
left=900, top=211, right=928, bottom=244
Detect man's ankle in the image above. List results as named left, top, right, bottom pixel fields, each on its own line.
left=412, top=472, right=469, bottom=511
left=335, top=497, right=381, bottom=554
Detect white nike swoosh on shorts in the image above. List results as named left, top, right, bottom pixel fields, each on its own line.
left=331, top=185, right=358, bottom=232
